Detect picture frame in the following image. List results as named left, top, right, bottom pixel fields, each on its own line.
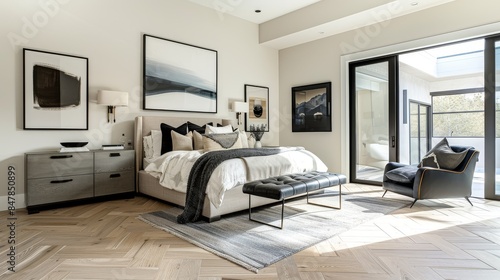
left=143, top=34, right=218, bottom=113
left=244, top=84, right=269, bottom=132
left=23, top=48, right=88, bottom=130
left=292, top=82, right=332, bottom=132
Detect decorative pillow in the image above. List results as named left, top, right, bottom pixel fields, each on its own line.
left=203, top=132, right=242, bottom=152
left=234, top=129, right=249, bottom=148
left=151, top=129, right=162, bottom=158
left=385, top=165, right=419, bottom=184
left=143, top=135, right=153, bottom=159
left=419, top=138, right=468, bottom=170
left=171, top=131, right=193, bottom=151
left=193, top=130, right=204, bottom=150
left=160, top=122, right=188, bottom=154
left=187, top=121, right=213, bottom=134
left=205, top=124, right=233, bottom=134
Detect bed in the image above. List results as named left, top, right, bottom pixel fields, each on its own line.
left=134, top=115, right=328, bottom=222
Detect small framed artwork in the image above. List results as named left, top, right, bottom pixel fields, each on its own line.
left=143, top=34, right=218, bottom=113
left=23, top=48, right=88, bottom=130
left=292, top=82, right=332, bottom=132
left=245, top=84, right=269, bottom=132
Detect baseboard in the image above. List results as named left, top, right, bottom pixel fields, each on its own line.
left=0, top=194, right=26, bottom=212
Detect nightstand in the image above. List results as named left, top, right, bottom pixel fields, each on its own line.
left=25, top=149, right=135, bottom=213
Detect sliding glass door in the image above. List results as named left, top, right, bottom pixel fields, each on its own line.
left=349, top=56, right=398, bottom=185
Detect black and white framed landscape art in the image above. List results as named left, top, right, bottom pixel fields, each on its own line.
left=143, top=34, right=218, bottom=113
left=292, top=82, right=332, bottom=132
left=23, top=48, right=88, bottom=130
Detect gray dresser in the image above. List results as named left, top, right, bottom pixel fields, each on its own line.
left=25, top=149, right=135, bottom=213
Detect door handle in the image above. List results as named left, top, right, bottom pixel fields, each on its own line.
left=392, top=136, right=396, bottom=148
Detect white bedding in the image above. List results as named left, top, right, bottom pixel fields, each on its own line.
left=144, top=148, right=328, bottom=208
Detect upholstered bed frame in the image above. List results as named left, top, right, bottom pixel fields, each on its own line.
left=134, top=116, right=276, bottom=222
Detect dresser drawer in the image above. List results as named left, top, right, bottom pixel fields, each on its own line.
left=27, top=174, right=94, bottom=206
left=94, top=150, right=134, bottom=173
left=94, top=171, right=135, bottom=196
left=26, top=153, right=93, bottom=179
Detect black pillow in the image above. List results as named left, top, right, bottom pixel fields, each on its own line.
left=187, top=121, right=213, bottom=134
left=160, top=123, right=188, bottom=154
left=385, top=165, right=418, bottom=184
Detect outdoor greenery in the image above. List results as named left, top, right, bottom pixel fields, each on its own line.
left=432, top=92, right=486, bottom=137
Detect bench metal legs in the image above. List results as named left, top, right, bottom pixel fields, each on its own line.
left=248, top=195, right=285, bottom=229
left=247, top=184, right=342, bottom=229
left=306, top=184, right=342, bottom=210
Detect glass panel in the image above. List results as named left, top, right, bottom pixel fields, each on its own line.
left=433, top=93, right=484, bottom=113
left=355, top=62, right=389, bottom=182
left=419, top=105, right=428, bottom=160
left=433, top=112, right=484, bottom=137
left=409, top=102, right=419, bottom=165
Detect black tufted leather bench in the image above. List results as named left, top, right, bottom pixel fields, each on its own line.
left=243, top=171, right=346, bottom=229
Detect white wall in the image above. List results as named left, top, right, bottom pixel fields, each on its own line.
left=0, top=0, right=279, bottom=208
left=279, top=0, right=500, bottom=177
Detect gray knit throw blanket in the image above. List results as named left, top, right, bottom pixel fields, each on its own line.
left=177, top=147, right=302, bottom=223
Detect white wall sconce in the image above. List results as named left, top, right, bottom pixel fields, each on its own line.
left=232, top=101, right=248, bottom=125
left=97, top=90, right=128, bottom=122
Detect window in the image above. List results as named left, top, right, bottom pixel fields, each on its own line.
left=432, top=90, right=484, bottom=137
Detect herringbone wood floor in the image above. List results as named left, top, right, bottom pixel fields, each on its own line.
left=1, top=184, right=500, bottom=280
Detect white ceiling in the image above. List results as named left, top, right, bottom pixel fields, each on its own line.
left=189, top=0, right=456, bottom=49
left=188, top=0, right=322, bottom=24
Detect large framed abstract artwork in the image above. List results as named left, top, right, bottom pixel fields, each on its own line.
left=143, top=34, right=218, bottom=113
left=23, top=48, right=88, bottom=130
left=244, top=84, right=269, bottom=132
left=292, top=82, right=332, bottom=132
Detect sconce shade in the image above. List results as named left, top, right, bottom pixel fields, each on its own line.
left=97, top=90, right=128, bottom=122
left=97, top=90, right=128, bottom=106
left=232, top=101, right=248, bottom=125
left=233, top=101, right=248, bottom=113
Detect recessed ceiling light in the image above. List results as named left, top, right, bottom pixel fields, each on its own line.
left=411, top=2, right=419, bottom=6
left=255, top=9, right=261, bottom=13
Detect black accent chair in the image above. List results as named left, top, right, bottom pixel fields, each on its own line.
left=382, top=146, right=479, bottom=207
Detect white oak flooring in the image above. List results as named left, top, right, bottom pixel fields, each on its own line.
left=1, top=184, right=500, bottom=279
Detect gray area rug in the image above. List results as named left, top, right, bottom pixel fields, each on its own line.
left=138, top=193, right=409, bottom=272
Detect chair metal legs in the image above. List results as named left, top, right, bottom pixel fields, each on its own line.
left=382, top=190, right=387, bottom=197
left=409, top=199, right=418, bottom=208
left=465, top=197, right=474, bottom=206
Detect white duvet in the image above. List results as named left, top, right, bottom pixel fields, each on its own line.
left=144, top=148, right=328, bottom=208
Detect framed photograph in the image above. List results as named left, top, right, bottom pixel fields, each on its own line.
left=23, top=48, right=88, bottom=130
left=292, top=82, right=332, bottom=132
left=245, top=84, right=269, bottom=132
left=143, top=34, right=218, bottom=113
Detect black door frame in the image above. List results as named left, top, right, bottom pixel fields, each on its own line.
left=349, top=55, right=399, bottom=185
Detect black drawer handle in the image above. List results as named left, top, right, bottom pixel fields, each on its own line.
left=110, top=173, right=121, bottom=178
left=110, top=153, right=121, bottom=157
left=50, top=155, right=73, bottom=159
left=50, top=179, right=73, bottom=184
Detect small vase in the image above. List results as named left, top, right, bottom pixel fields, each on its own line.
left=254, top=141, right=262, bottom=148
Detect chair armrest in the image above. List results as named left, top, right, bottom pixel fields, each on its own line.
left=412, top=151, right=479, bottom=199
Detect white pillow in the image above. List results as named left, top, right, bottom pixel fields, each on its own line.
left=143, top=135, right=154, bottom=158
left=151, top=129, right=162, bottom=158
left=234, top=129, right=249, bottom=148
left=205, top=124, right=233, bottom=134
